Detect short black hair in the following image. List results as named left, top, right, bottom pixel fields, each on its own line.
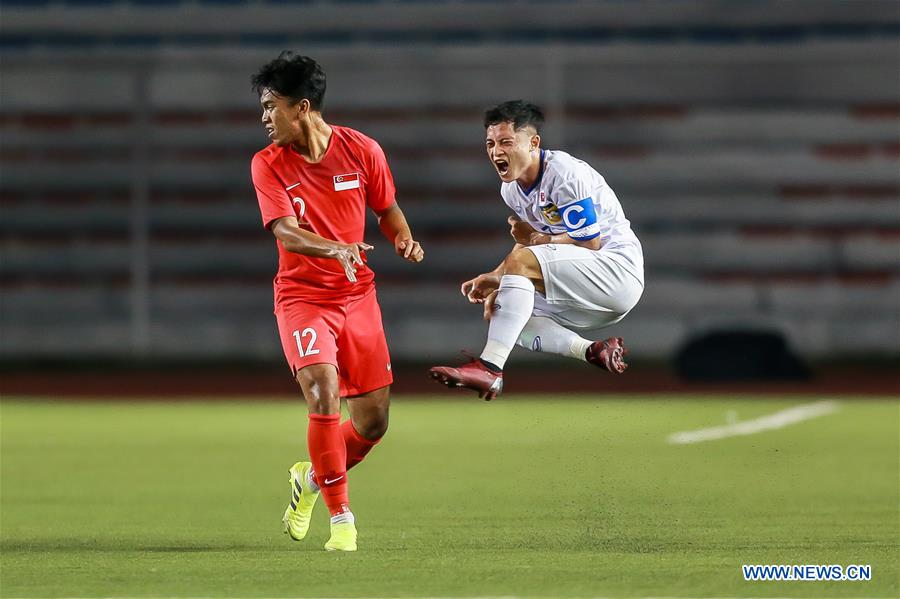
left=484, top=100, right=544, bottom=133
left=251, top=51, right=326, bottom=111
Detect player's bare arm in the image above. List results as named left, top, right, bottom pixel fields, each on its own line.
left=507, top=216, right=602, bottom=251
left=374, top=202, right=424, bottom=263
left=270, top=215, right=373, bottom=283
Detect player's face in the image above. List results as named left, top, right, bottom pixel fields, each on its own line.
left=259, top=89, right=304, bottom=147
left=485, top=122, right=539, bottom=183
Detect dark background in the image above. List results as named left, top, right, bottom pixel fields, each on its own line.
left=1, top=0, right=898, bottom=394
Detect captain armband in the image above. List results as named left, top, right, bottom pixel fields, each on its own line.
left=560, top=197, right=601, bottom=240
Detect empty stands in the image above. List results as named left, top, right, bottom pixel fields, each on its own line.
left=1, top=1, right=898, bottom=362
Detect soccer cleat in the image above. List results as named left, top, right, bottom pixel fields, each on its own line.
left=429, top=358, right=504, bottom=401
left=282, top=461, right=319, bottom=541
left=585, top=336, right=629, bottom=374
left=324, top=521, right=358, bottom=552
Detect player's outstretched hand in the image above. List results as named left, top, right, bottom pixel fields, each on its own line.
left=508, top=216, right=543, bottom=246
left=461, top=273, right=500, bottom=303
left=395, top=237, right=424, bottom=263
left=332, top=241, right=373, bottom=283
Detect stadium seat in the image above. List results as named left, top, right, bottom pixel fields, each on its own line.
left=1, top=4, right=897, bottom=361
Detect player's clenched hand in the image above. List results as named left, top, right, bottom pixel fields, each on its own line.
left=331, top=241, right=373, bottom=283
left=394, top=237, right=424, bottom=263
left=508, top=216, right=544, bottom=246
left=460, top=273, right=500, bottom=303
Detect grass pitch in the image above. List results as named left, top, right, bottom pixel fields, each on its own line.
left=1, top=395, right=897, bottom=598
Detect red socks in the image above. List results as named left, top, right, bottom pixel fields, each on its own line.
left=342, top=419, right=381, bottom=470
left=307, top=415, right=384, bottom=516
left=307, top=414, right=348, bottom=515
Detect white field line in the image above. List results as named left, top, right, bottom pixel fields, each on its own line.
left=667, top=400, right=841, bottom=445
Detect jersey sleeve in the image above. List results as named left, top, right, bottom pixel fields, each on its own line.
left=251, top=154, right=293, bottom=230
left=364, top=139, right=397, bottom=212
left=556, top=176, right=602, bottom=241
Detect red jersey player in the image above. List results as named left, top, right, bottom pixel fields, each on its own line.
left=250, top=52, right=424, bottom=552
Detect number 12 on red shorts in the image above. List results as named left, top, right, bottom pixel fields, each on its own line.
left=274, top=288, right=394, bottom=397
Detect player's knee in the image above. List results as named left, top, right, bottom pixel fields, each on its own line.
left=503, top=249, right=528, bottom=274
left=504, top=248, right=539, bottom=278
left=295, top=370, right=340, bottom=414
left=303, top=388, right=340, bottom=414
left=307, top=394, right=340, bottom=414
left=358, top=411, right=389, bottom=440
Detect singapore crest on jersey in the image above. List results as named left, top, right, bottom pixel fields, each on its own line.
left=333, top=172, right=361, bottom=191
left=538, top=191, right=562, bottom=225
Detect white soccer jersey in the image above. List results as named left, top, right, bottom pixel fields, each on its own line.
left=500, top=149, right=643, bottom=280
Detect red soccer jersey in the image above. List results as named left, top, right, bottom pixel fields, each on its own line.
left=251, top=125, right=396, bottom=303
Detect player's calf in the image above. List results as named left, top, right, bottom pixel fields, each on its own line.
left=342, top=419, right=383, bottom=471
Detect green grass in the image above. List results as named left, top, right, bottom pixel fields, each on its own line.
left=1, top=396, right=897, bottom=598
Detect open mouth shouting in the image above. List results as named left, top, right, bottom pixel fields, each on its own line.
left=493, top=158, right=510, bottom=177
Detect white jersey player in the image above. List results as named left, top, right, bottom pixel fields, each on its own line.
left=430, top=100, right=644, bottom=400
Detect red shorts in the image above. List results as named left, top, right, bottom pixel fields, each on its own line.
left=275, top=286, right=393, bottom=397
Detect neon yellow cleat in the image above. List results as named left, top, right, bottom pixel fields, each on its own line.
left=281, top=461, right=319, bottom=541
left=324, top=521, right=358, bottom=552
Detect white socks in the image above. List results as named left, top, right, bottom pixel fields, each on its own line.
left=517, top=316, right=591, bottom=362
left=480, top=275, right=535, bottom=370
left=479, top=275, right=592, bottom=368
left=306, top=469, right=320, bottom=493
left=330, top=511, right=355, bottom=525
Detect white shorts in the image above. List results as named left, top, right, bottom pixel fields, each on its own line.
left=526, top=244, right=644, bottom=329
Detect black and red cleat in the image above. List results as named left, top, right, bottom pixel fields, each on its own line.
left=429, top=358, right=504, bottom=401
left=585, top=337, right=629, bottom=374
